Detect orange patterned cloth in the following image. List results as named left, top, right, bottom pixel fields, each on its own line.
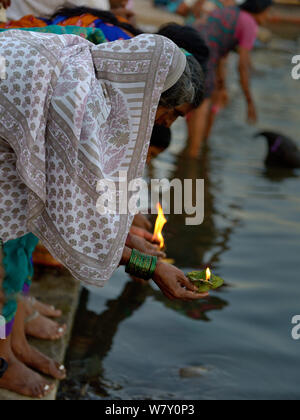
left=57, top=13, right=100, bottom=27
left=0, top=13, right=134, bottom=41
left=0, top=14, right=46, bottom=28
left=55, top=13, right=133, bottom=38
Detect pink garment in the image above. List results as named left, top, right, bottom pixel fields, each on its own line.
left=235, top=11, right=258, bottom=51
left=127, top=0, right=134, bottom=10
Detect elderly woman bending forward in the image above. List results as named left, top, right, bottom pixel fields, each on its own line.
left=0, top=31, right=206, bottom=398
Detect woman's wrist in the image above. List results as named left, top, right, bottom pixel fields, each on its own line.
left=152, top=260, right=164, bottom=281
left=120, top=246, right=132, bottom=266
left=125, top=233, right=134, bottom=249
left=125, top=249, right=158, bottom=281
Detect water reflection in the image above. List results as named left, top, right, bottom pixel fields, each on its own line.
left=262, top=167, right=300, bottom=183
left=156, top=144, right=242, bottom=270
left=59, top=275, right=228, bottom=399
left=59, top=43, right=300, bottom=400
left=59, top=91, right=242, bottom=401
left=59, top=140, right=238, bottom=399
left=154, top=293, right=228, bottom=322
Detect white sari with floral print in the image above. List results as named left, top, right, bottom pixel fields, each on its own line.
left=0, top=31, right=184, bottom=286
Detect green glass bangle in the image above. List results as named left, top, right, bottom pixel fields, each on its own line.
left=149, top=256, right=158, bottom=279
left=125, top=249, right=158, bottom=281
left=126, top=249, right=140, bottom=276
left=140, top=253, right=149, bottom=278
left=136, top=253, right=149, bottom=279
left=129, top=249, right=139, bottom=270
left=143, top=255, right=153, bottom=276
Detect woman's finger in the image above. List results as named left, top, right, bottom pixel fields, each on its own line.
left=151, top=236, right=161, bottom=245
left=147, top=242, right=159, bottom=251
left=178, top=276, right=198, bottom=292
left=143, top=230, right=155, bottom=242
left=152, top=251, right=166, bottom=258
left=130, top=226, right=153, bottom=242
left=180, top=290, right=209, bottom=301
left=145, top=220, right=152, bottom=231
left=146, top=244, right=166, bottom=258
left=151, top=247, right=166, bottom=258
left=158, top=251, right=167, bottom=259
left=163, top=291, right=175, bottom=301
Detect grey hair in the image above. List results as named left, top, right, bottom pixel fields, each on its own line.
left=159, top=56, right=205, bottom=109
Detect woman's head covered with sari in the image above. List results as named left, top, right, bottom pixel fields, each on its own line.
left=0, top=31, right=200, bottom=286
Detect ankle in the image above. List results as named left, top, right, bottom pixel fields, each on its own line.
left=0, top=335, right=13, bottom=360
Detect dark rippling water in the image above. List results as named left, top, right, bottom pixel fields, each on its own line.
left=58, top=40, right=300, bottom=400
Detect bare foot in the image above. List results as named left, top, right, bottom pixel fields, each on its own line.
left=11, top=301, right=67, bottom=380
left=23, top=298, right=66, bottom=341
left=0, top=337, right=54, bottom=399
left=25, top=313, right=67, bottom=341
left=25, top=296, right=62, bottom=318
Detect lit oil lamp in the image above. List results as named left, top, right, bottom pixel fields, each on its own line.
left=205, top=267, right=213, bottom=286
left=151, top=206, right=224, bottom=289
left=153, top=203, right=167, bottom=250
left=152, top=203, right=175, bottom=264
left=187, top=267, right=224, bottom=291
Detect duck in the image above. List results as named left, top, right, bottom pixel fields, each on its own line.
left=256, top=131, right=300, bottom=169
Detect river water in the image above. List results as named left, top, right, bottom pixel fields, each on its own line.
left=58, top=40, right=300, bottom=400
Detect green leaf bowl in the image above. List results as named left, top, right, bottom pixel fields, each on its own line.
left=187, top=270, right=224, bottom=293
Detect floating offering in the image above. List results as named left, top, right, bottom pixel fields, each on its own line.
left=187, top=268, right=224, bottom=293
left=0, top=6, right=6, bottom=23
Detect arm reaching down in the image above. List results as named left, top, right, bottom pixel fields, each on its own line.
left=120, top=246, right=209, bottom=301
left=238, top=47, right=257, bottom=124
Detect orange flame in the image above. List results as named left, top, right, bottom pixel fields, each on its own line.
left=153, top=203, right=167, bottom=249
left=206, top=267, right=211, bottom=282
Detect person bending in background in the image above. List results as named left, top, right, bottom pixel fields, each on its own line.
left=194, top=0, right=236, bottom=134
left=109, top=0, right=136, bottom=24
left=154, top=0, right=203, bottom=20
left=198, top=0, right=237, bottom=23
left=176, top=0, right=203, bottom=20
left=187, top=0, right=273, bottom=158
left=153, top=0, right=233, bottom=22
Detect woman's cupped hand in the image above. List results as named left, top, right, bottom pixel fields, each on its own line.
left=153, top=262, right=209, bottom=301
left=126, top=233, right=166, bottom=259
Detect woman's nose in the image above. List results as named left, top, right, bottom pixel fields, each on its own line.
left=164, top=115, right=178, bottom=128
